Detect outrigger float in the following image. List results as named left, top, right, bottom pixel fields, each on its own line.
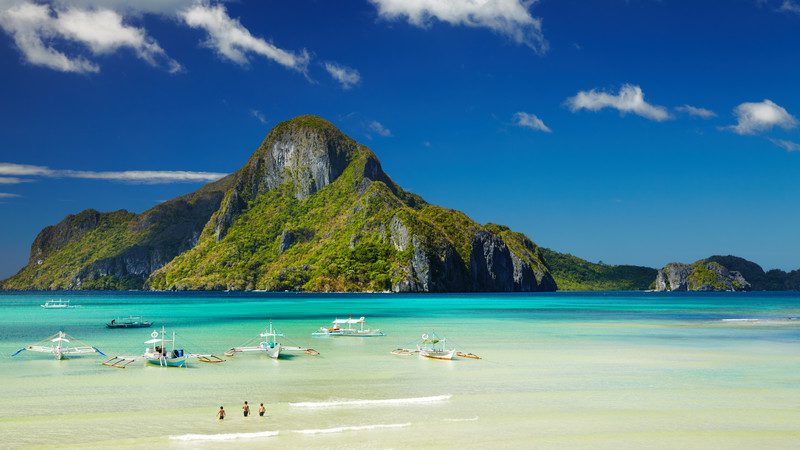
left=391, top=333, right=480, bottom=361
left=312, top=316, right=385, bottom=337
left=102, top=327, right=224, bottom=368
left=12, top=331, right=105, bottom=360
left=225, top=320, right=319, bottom=359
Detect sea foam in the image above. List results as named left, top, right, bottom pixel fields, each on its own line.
left=289, top=394, right=451, bottom=409
left=444, top=416, right=479, bottom=422
left=169, top=430, right=279, bottom=442
left=291, top=422, right=411, bottom=435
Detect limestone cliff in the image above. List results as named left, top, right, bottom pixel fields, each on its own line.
left=3, top=116, right=555, bottom=292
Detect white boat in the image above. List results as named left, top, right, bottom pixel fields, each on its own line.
left=40, top=299, right=77, bottom=309
left=312, top=316, right=385, bottom=337
left=102, top=327, right=224, bottom=369
left=391, top=332, right=480, bottom=361
left=225, top=320, right=319, bottom=359
left=417, top=333, right=455, bottom=360
left=143, top=327, right=188, bottom=367
left=12, top=331, right=105, bottom=360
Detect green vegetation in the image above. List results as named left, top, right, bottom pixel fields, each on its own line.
left=686, top=261, right=731, bottom=291
left=1, top=210, right=141, bottom=290
left=540, top=248, right=657, bottom=291
left=2, top=115, right=554, bottom=292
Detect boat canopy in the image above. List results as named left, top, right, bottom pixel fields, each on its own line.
left=333, top=317, right=365, bottom=324
left=144, top=338, right=174, bottom=344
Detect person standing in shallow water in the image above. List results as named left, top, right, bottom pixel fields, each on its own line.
left=258, top=403, right=266, bottom=417
left=243, top=401, right=250, bottom=417
left=217, top=406, right=225, bottom=420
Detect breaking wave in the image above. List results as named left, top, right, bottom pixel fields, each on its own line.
left=444, top=416, right=479, bottom=422
left=169, top=431, right=279, bottom=442
left=291, top=422, right=411, bottom=435
left=289, top=394, right=451, bottom=409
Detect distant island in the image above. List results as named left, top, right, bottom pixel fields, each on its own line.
left=1, top=116, right=797, bottom=293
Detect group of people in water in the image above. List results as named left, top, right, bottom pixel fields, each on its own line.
left=217, top=401, right=266, bottom=420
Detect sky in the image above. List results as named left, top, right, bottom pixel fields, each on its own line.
left=1, top=0, right=799, bottom=279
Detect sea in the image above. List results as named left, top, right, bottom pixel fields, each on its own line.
left=0, top=291, right=798, bottom=449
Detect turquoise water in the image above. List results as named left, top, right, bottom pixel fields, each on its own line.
left=1, top=291, right=799, bottom=449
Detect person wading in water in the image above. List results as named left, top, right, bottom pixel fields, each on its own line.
left=258, top=403, right=266, bottom=417
left=217, top=406, right=225, bottom=420
left=242, top=401, right=250, bottom=417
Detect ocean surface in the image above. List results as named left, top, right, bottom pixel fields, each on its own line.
left=0, top=291, right=799, bottom=449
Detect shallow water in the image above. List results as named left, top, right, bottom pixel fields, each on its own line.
left=0, top=291, right=799, bottom=449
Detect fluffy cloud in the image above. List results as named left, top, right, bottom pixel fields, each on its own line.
left=369, top=0, right=547, bottom=54
left=0, top=1, right=180, bottom=73
left=0, top=192, right=21, bottom=198
left=324, top=61, right=361, bottom=89
left=182, top=4, right=309, bottom=72
left=566, top=84, right=671, bottom=121
left=369, top=120, right=392, bottom=137
left=769, top=138, right=800, bottom=152
left=513, top=111, right=551, bottom=132
left=0, top=162, right=226, bottom=183
left=728, top=99, right=798, bottom=135
left=676, top=104, right=716, bottom=119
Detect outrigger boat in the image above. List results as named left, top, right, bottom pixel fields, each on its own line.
left=102, top=327, right=224, bottom=369
left=107, top=316, right=152, bottom=329
left=225, top=320, right=320, bottom=359
left=40, top=299, right=77, bottom=309
left=312, top=316, right=385, bottom=337
left=391, top=332, right=481, bottom=361
left=12, top=331, right=105, bottom=360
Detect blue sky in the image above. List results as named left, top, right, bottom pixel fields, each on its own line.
left=1, top=0, right=799, bottom=279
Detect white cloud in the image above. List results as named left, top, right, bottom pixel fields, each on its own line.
left=369, top=0, right=547, bottom=54
left=566, top=84, right=671, bottom=121
left=513, top=111, right=551, bottom=133
left=250, top=109, right=267, bottom=124
left=676, top=104, right=716, bottom=119
left=0, top=192, right=21, bottom=198
left=369, top=120, right=392, bottom=137
left=727, top=99, right=798, bottom=135
left=182, top=4, right=309, bottom=72
left=0, top=162, right=226, bottom=183
left=0, top=162, right=52, bottom=176
left=324, top=61, right=361, bottom=89
left=0, top=1, right=180, bottom=73
left=781, top=0, right=800, bottom=14
left=51, top=0, right=196, bottom=15
left=769, top=138, right=800, bottom=152
left=0, top=176, right=30, bottom=184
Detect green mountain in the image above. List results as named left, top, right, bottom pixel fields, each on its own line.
left=539, top=248, right=657, bottom=291
left=2, top=116, right=556, bottom=293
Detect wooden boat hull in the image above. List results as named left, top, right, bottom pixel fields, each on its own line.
left=263, top=343, right=281, bottom=359
left=420, top=349, right=455, bottom=360
left=107, top=322, right=152, bottom=329
left=146, top=356, right=187, bottom=367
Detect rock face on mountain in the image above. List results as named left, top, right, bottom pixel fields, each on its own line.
left=2, top=116, right=556, bottom=292
left=654, top=260, right=750, bottom=292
